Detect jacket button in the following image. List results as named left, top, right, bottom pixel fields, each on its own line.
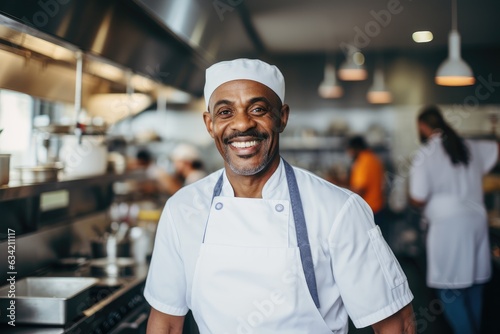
left=215, top=202, right=223, bottom=210
left=275, top=203, right=284, bottom=212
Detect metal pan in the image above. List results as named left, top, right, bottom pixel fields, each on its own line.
left=0, top=277, right=98, bottom=325
left=16, top=164, right=63, bottom=184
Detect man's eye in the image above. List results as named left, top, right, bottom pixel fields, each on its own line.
left=216, top=109, right=232, bottom=117
left=251, top=107, right=267, bottom=114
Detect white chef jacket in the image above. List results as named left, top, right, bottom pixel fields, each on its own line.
left=410, top=135, right=498, bottom=288
left=144, top=159, right=413, bottom=332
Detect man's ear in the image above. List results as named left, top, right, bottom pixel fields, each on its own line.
left=278, top=104, right=290, bottom=133
left=203, top=111, right=215, bottom=138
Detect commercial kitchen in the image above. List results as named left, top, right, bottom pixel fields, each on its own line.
left=1, top=0, right=500, bottom=333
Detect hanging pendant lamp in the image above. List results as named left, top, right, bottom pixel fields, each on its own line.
left=435, top=0, right=475, bottom=86
left=318, top=62, right=344, bottom=99
left=338, top=51, right=367, bottom=81
left=367, top=66, right=392, bottom=104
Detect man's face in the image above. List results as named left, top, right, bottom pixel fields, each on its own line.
left=418, top=121, right=430, bottom=144
left=347, top=148, right=358, bottom=160
left=203, top=80, right=289, bottom=176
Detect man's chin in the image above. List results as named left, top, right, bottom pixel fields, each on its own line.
left=226, top=156, right=268, bottom=176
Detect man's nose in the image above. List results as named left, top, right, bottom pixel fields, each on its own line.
left=231, top=110, right=257, bottom=132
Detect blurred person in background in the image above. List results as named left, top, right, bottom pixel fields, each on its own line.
left=155, top=143, right=208, bottom=195
left=127, top=148, right=160, bottom=195
left=409, top=105, right=500, bottom=334
left=169, top=143, right=207, bottom=186
left=129, top=144, right=207, bottom=196
left=347, top=135, right=387, bottom=234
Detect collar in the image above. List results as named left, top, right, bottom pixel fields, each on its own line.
left=426, top=132, right=442, bottom=145
left=219, top=158, right=288, bottom=199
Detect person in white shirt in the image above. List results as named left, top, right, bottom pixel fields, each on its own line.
left=145, top=58, right=415, bottom=334
left=409, top=105, right=500, bottom=334
left=154, top=143, right=208, bottom=195
left=169, top=143, right=207, bottom=186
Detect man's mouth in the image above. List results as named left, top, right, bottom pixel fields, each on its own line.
left=230, top=140, right=259, bottom=148
left=223, top=130, right=268, bottom=148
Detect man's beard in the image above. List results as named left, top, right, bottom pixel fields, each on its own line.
left=225, top=150, right=271, bottom=176
left=222, top=129, right=272, bottom=176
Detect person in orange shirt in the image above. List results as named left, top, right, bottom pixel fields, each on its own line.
left=347, top=136, right=387, bottom=233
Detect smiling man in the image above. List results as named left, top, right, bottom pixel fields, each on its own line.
left=144, top=58, right=415, bottom=334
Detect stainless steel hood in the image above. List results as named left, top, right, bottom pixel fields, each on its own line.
left=0, top=0, right=211, bottom=98
left=133, top=0, right=258, bottom=62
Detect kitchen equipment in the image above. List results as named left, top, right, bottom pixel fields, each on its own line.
left=130, top=209, right=160, bottom=263
left=16, top=164, right=63, bottom=183
left=59, top=135, right=108, bottom=178
left=0, top=274, right=150, bottom=333
left=115, top=222, right=130, bottom=243
left=130, top=226, right=154, bottom=264
left=90, top=257, right=136, bottom=278
left=0, top=154, right=10, bottom=186
left=91, top=234, right=131, bottom=259
left=32, top=124, right=74, bottom=165
left=0, top=277, right=98, bottom=325
left=108, top=151, right=127, bottom=174
left=35, top=124, right=73, bottom=134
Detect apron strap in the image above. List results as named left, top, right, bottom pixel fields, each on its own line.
left=212, top=171, right=224, bottom=198
left=202, top=172, right=224, bottom=242
left=209, top=161, right=321, bottom=308
left=283, top=160, right=321, bottom=308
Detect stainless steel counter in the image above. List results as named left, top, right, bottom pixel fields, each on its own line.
left=0, top=170, right=146, bottom=201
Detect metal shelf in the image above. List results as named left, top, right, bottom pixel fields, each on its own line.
left=0, top=170, right=146, bottom=202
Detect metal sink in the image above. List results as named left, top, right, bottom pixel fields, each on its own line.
left=0, top=277, right=98, bottom=325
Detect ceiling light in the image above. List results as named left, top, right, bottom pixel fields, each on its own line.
left=86, top=93, right=152, bottom=124
left=87, top=60, right=125, bottom=82
left=412, top=31, right=433, bottom=43
left=131, top=74, right=156, bottom=92
left=435, top=0, right=475, bottom=86
left=338, top=51, right=367, bottom=81
left=367, top=67, right=392, bottom=104
left=318, top=63, right=343, bottom=99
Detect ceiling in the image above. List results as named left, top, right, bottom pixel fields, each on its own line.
left=233, top=0, right=500, bottom=54
left=1, top=0, right=499, bottom=101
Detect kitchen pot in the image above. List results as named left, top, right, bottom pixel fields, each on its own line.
left=16, top=164, right=63, bottom=184
left=59, top=135, right=108, bottom=178
left=91, top=235, right=131, bottom=259
left=0, top=154, right=10, bottom=186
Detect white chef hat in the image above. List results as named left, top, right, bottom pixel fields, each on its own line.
left=170, top=143, right=200, bottom=162
left=204, top=58, right=285, bottom=109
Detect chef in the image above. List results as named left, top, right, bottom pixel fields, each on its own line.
left=144, top=58, right=415, bottom=334
left=409, top=105, right=499, bottom=334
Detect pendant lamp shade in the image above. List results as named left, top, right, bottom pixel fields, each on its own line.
left=435, top=30, right=475, bottom=86
left=338, top=52, right=367, bottom=81
left=318, top=63, right=343, bottom=98
left=367, top=67, right=392, bottom=104
left=435, top=0, right=475, bottom=86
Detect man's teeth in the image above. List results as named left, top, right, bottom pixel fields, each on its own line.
left=231, top=141, right=258, bottom=148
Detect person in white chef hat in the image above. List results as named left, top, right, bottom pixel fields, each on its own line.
left=169, top=143, right=207, bottom=186
left=144, top=58, right=415, bottom=334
